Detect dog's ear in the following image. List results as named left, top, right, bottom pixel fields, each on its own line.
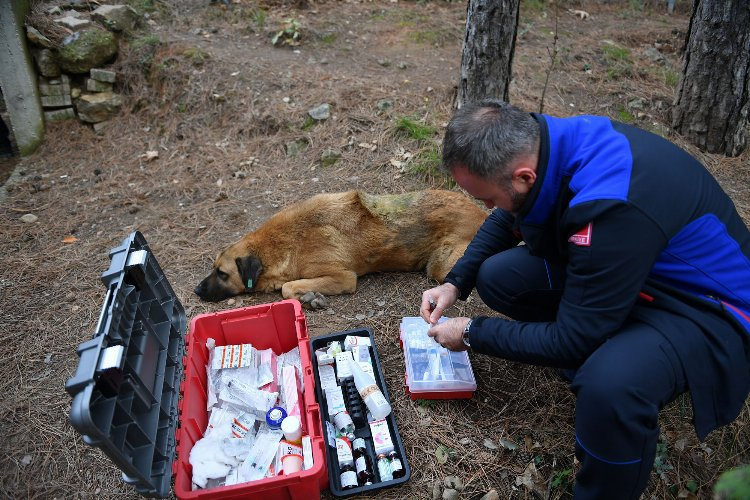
left=235, top=256, right=263, bottom=291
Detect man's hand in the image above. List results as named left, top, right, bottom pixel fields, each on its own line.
left=420, top=283, right=460, bottom=325
left=427, top=317, right=470, bottom=351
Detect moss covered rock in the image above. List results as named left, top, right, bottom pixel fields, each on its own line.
left=56, top=29, right=118, bottom=74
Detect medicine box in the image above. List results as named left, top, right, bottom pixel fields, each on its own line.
left=65, top=232, right=327, bottom=499
left=400, top=317, right=477, bottom=399
left=311, top=328, right=411, bottom=497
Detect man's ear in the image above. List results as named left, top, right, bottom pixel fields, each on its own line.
left=235, top=256, right=263, bottom=291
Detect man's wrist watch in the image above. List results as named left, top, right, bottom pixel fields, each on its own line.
left=462, top=319, right=473, bottom=348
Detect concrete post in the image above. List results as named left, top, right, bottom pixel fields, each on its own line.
left=0, top=0, right=44, bottom=156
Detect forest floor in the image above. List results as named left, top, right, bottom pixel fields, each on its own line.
left=1, top=0, right=748, bottom=499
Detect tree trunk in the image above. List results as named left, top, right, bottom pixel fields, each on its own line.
left=671, top=0, right=750, bottom=157
left=456, top=0, right=520, bottom=109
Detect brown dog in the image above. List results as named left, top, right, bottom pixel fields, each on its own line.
left=194, top=190, right=487, bottom=309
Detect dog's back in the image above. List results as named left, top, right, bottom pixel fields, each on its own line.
left=197, top=189, right=488, bottom=304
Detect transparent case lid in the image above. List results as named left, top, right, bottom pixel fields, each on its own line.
left=65, top=232, right=186, bottom=498
left=400, top=317, right=477, bottom=393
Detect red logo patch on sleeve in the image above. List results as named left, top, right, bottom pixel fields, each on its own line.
left=568, top=222, right=593, bottom=246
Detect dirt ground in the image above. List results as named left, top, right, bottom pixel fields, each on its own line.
left=1, top=0, right=749, bottom=499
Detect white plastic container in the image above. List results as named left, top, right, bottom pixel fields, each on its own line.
left=348, top=357, right=392, bottom=420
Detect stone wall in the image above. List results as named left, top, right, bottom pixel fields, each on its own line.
left=26, top=3, right=140, bottom=132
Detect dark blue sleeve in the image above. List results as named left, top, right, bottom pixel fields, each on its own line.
left=468, top=204, right=668, bottom=368
left=444, top=209, right=520, bottom=300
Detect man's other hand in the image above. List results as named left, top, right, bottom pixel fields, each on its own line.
left=420, top=283, right=460, bottom=325
left=428, top=317, right=470, bottom=351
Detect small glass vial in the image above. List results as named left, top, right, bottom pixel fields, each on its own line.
left=376, top=453, right=393, bottom=482
left=352, top=438, right=374, bottom=485
left=387, top=450, right=405, bottom=478
left=340, top=464, right=358, bottom=490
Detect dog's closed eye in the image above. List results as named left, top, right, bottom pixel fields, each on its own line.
left=216, top=269, right=229, bottom=280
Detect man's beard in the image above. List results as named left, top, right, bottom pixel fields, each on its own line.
left=509, top=187, right=528, bottom=215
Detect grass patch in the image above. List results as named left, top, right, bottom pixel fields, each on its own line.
left=602, top=43, right=633, bottom=80
left=127, top=0, right=158, bottom=15
left=664, top=67, right=680, bottom=88
left=617, top=105, right=635, bottom=123
left=319, top=32, right=337, bottom=44
left=407, top=143, right=456, bottom=188
left=182, top=47, right=210, bottom=65
left=394, top=116, right=437, bottom=141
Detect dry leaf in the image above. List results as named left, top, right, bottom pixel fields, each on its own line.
left=499, top=438, right=518, bottom=451
left=515, top=462, right=546, bottom=497
left=569, top=9, right=590, bottom=20
left=62, top=235, right=78, bottom=244
left=435, top=445, right=450, bottom=464
left=140, top=150, right=159, bottom=161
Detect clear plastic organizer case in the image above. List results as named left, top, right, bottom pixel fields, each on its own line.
left=400, top=317, right=477, bottom=394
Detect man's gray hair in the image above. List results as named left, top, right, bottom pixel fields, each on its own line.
left=442, top=99, right=540, bottom=181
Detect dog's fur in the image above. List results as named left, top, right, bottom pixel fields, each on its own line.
left=195, top=190, right=488, bottom=308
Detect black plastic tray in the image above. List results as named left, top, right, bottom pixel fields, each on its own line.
left=311, top=328, right=411, bottom=497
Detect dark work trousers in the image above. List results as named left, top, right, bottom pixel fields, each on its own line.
left=474, top=246, right=689, bottom=499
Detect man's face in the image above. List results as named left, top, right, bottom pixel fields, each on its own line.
left=451, top=164, right=529, bottom=214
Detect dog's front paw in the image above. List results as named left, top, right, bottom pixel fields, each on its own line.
left=299, top=291, right=329, bottom=310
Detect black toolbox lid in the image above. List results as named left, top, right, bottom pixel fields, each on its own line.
left=65, top=231, right=186, bottom=498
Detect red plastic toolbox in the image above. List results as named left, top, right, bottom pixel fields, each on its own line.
left=175, top=300, right=328, bottom=499
left=66, top=232, right=327, bottom=499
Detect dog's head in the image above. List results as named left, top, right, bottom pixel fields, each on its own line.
left=194, top=244, right=264, bottom=302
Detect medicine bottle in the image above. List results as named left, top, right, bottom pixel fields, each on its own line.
left=352, top=438, right=373, bottom=485
left=387, top=450, right=405, bottom=478
left=340, top=464, right=358, bottom=490
left=333, top=411, right=355, bottom=439
left=376, top=453, right=393, bottom=482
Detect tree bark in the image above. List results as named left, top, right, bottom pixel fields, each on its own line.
left=671, top=0, right=750, bottom=157
left=456, top=0, right=520, bottom=109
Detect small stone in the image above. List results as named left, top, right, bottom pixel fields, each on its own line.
left=307, top=103, right=331, bottom=121
left=71, top=88, right=82, bottom=99
left=56, top=16, right=91, bottom=30
left=397, top=61, right=409, bottom=69
left=75, top=92, right=122, bottom=123
left=444, top=476, right=464, bottom=492
left=459, top=437, right=471, bottom=445
left=44, top=353, right=53, bottom=364
left=20, top=455, right=32, bottom=466
left=20, top=214, right=38, bottom=223
left=33, top=48, right=61, bottom=77
left=320, top=148, right=341, bottom=166
left=41, top=94, right=73, bottom=108
left=92, top=4, right=139, bottom=32
left=431, top=480, right=442, bottom=500
left=86, top=78, right=113, bottom=92
left=377, top=59, right=391, bottom=67
left=483, top=438, right=498, bottom=450
left=234, top=170, right=248, bottom=179
left=355, top=314, right=366, bottom=320
left=26, top=26, right=54, bottom=49
left=44, top=108, right=76, bottom=121
left=286, top=139, right=307, bottom=157
left=227, top=298, right=236, bottom=306
left=442, top=488, right=459, bottom=500
left=376, top=99, right=394, bottom=113
left=479, top=489, right=500, bottom=500
left=90, top=68, right=117, bottom=83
